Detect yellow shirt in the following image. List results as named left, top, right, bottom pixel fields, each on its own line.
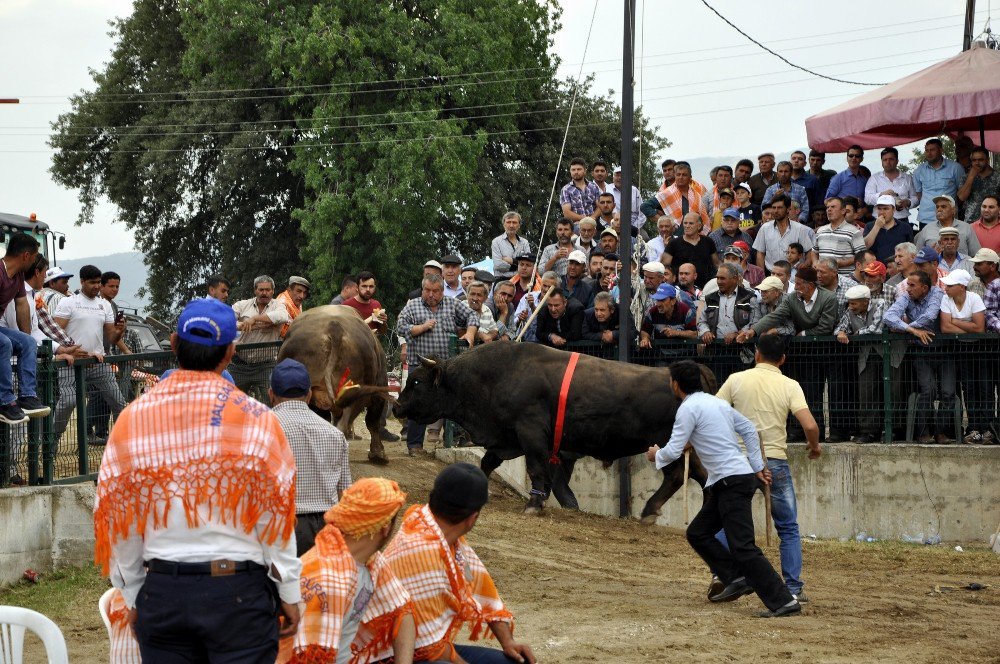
left=715, top=363, right=809, bottom=460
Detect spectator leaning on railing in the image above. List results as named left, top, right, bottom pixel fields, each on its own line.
left=835, top=285, right=887, bottom=443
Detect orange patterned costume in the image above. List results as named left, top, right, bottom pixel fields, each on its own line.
left=374, top=505, right=514, bottom=662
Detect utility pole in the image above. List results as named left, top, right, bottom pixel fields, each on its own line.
left=617, top=0, right=636, bottom=519
left=963, top=0, right=976, bottom=51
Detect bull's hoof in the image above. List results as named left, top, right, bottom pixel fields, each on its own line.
left=524, top=505, right=543, bottom=516
left=367, top=451, right=390, bottom=465
left=640, top=514, right=659, bottom=526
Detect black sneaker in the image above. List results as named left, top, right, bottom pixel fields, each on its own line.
left=380, top=428, right=401, bottom=442
left=0, top=402, right=28, bottom=425
left=757, top=600, right=802, bottom=618
left=17, top=396, right=51, bottom=418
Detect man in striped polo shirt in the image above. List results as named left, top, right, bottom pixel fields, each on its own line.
left=815, top=197, right=866, bottom=276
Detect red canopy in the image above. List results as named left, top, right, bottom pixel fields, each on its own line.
left=806, top=43, right=1000, bottom=152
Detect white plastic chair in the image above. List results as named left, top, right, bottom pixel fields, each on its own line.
left=98, top=588, right=115, bottom=639
left=0, top=606, right=69, bottom=664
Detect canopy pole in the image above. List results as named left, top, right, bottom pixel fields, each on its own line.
left=963, top=0, right=977, bottom=51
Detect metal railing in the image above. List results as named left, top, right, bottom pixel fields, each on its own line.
left=0, top=341, right=282, bottom=487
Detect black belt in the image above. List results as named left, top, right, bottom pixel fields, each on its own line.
left=146, top=559, right=267, bottom=577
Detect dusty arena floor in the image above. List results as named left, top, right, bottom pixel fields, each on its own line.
left=4, top=425, right=999, bottom=663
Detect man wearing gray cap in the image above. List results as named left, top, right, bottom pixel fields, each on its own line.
left=914, top=195, right=981, bottom=257
left=270, top=358, right=351, bottom=555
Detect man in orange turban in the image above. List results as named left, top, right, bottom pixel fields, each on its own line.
left=279, top=477, right=416, bottom=664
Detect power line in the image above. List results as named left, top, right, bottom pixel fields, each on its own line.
left=700, top=0, right=892, bottom=85
left=9, top=9, right=984, bottom=101
left=1, top=46, right=950, bottom=136
left=0, top=54, right=942, bottom=141
left=0, top=90, right=862, bottom=156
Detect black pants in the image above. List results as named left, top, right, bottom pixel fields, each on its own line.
left=686, top=473, right=793, bottom=612
left=134, top=567, right=278, bottom=663
left=295, top=512, right=326, bottom=556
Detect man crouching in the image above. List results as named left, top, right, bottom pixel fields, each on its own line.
left=280, top=478, right=416, bottom=663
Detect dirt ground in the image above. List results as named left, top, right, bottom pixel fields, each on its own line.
left=4, top=424, right=999, bottom=663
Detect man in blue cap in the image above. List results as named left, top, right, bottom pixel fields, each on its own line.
left=638, top=283, right=697, bottom=348
left=269, top=357, right=352, bottom=556
left=95, top=297, right=301, bottom=663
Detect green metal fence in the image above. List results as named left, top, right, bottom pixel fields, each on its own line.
left=2, top=331, right=997, bottom=487
left=0, top=341, right=282, bottom=487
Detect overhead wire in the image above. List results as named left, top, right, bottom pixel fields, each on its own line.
left=0, top=53, right=946, bottom=140
left=700, top=0, right=892, bottom=85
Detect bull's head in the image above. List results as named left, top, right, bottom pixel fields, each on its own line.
left=393, top=355, right=448, bottom=423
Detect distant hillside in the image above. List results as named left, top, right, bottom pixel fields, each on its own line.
left=56, top=251, right=150, bottom=311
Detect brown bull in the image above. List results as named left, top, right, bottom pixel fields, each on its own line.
left=277, top=305, right=393, bottom=463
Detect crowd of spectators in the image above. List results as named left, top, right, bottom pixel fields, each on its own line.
left=390, top=140, right=1000, bottom=445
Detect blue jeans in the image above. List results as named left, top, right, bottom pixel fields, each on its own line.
left=424, top=645, right=519, bottom=663
left=0, top=326, right=37, bottom=404
left=715, top=458, right=803, bottom=595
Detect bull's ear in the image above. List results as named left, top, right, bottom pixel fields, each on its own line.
left=432, top=364, right=445, bottom=387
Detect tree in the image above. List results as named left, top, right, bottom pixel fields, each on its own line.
left=50, top=0, right=669, bottom=318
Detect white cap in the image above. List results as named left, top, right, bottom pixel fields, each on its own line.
left=970, top=248, right=1000, bottom=263
left=568, top=250, right=588, bottom=264
left=613, top=166, right=622, bottom=174
left=932, top=194, right=956, bottom=207
left=845, top=284, right=871, bottom=300
left=642, top=261, right=665, bottom=274
left=600, top=228, right=618, bottom=238
left=758, top=276, right=784, bottom=292
left=44, top=267, right=72, bottom=283
left=940, top=269, right=971, bottom=287
left=875, top=194, right=896, bottom=207
left=424, top=260, right=443, bottom=270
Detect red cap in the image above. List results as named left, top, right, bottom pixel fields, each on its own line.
left=733, top=241, right=751, bottom=254
left=862, top=261, right=887, bottom=277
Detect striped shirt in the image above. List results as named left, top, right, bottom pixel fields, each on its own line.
left=377, top=504, right=512, bottom=662
left=398, top=296, right=479, bottom=359
left=815, top=222, right=866, bottom=275
left=272, top=400, right=351, bottom=514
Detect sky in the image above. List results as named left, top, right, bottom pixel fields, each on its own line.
left=0, top=0, right=994, bottom=260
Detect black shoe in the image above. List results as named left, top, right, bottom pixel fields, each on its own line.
left=854, top=434, right=876, bottom=444
left=8, top=474, right=27, bottom=487
left=757, top=600, right=802, bottom=618
left=709, top=578, right=755, bottom=603
left=87, top=435, right=108, bottom=447
left=707, top=575, right=724, bottom=599
left=793, top=591, right=809, bottom=604
left=0, top=402, right=28, bottom=425
left=380, top=428, right=400, bottom=442
left=17, top=396, right=50, bottom=418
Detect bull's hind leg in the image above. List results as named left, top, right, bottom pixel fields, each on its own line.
left=364, top=400, right=389, bottom=465
left=550, top=456, right=580, bottom=510
left=639, top=452, right=710, bottom=524
left=514, top=419, right=554, bottom=515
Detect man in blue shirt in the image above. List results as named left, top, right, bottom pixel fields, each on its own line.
left=912, top=138, right=967, bottom=228
left=646, top=360, right=801, bottom=618
left=884, top=270, right=947, bottom=442
left=825, top=145, right=869, bottom=202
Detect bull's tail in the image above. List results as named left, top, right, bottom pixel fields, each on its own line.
left=698, top=363, right=719, bottom=395
left=334, top=384, right=398, bottom=409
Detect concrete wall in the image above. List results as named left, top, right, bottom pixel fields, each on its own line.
left=0, top=484, right=96, bottom=587
left=438, top=444, right=1000, bottom=543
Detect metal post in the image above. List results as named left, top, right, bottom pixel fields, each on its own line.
left=881, top=331, right=893, bottom=443
left=75, top=363, right=88, bottom=476
left=41, top=341, right=56, bottom=484
left=617, top=0, right=637, bottom=518
left=963, top=0, right=977, bottom=51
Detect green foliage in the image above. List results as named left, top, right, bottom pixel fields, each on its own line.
left=50, top=0, right=668, bottom=317
left=901, top=136, right=957, bottom=173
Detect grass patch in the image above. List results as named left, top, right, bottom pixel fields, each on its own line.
left=0, top=566, right=108, bottom=622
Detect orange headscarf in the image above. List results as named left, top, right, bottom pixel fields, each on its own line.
left=325, top=478, right=407, bottom=539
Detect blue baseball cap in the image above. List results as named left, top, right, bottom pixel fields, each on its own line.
left=176, top=298, right=238, bottom=346
left=914, top=246, right=940, bottom=264
left=650, top=283, right=677, bottom=301
left=723, top=207, right=741, bottom=219
left=270, top=358, right=311, bottom=398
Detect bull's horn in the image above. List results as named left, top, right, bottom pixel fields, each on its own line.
left=417, top=355, right=438, bottom=368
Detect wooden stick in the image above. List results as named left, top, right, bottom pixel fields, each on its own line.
left=514, top=285, right=557, bottom=342
left=683, top=449, right=691, bottom=524
left=764, top=484, right=773, bottom=547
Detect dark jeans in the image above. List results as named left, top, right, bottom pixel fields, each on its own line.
left=964, top=342, right=993, bottom=432
left=913, top=352, right=954, bottom=437
left=134, top=567, right=278, bottom=663
left=423, top=645, right=520, bottom=663
left=294, top=512, right=326, bottom=556
left=857, top=357, right=883, bottom=437
left=687, top=473, right=793, bottom=611
left=407, top=419, right=426, bottom=450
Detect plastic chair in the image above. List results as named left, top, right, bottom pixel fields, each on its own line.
left=98, top=588, right=115, bottom=639
left=0, top=606, right=69, bottom=664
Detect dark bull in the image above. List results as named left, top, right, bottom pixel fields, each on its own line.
left=394, top=341, right=715, bottom=518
